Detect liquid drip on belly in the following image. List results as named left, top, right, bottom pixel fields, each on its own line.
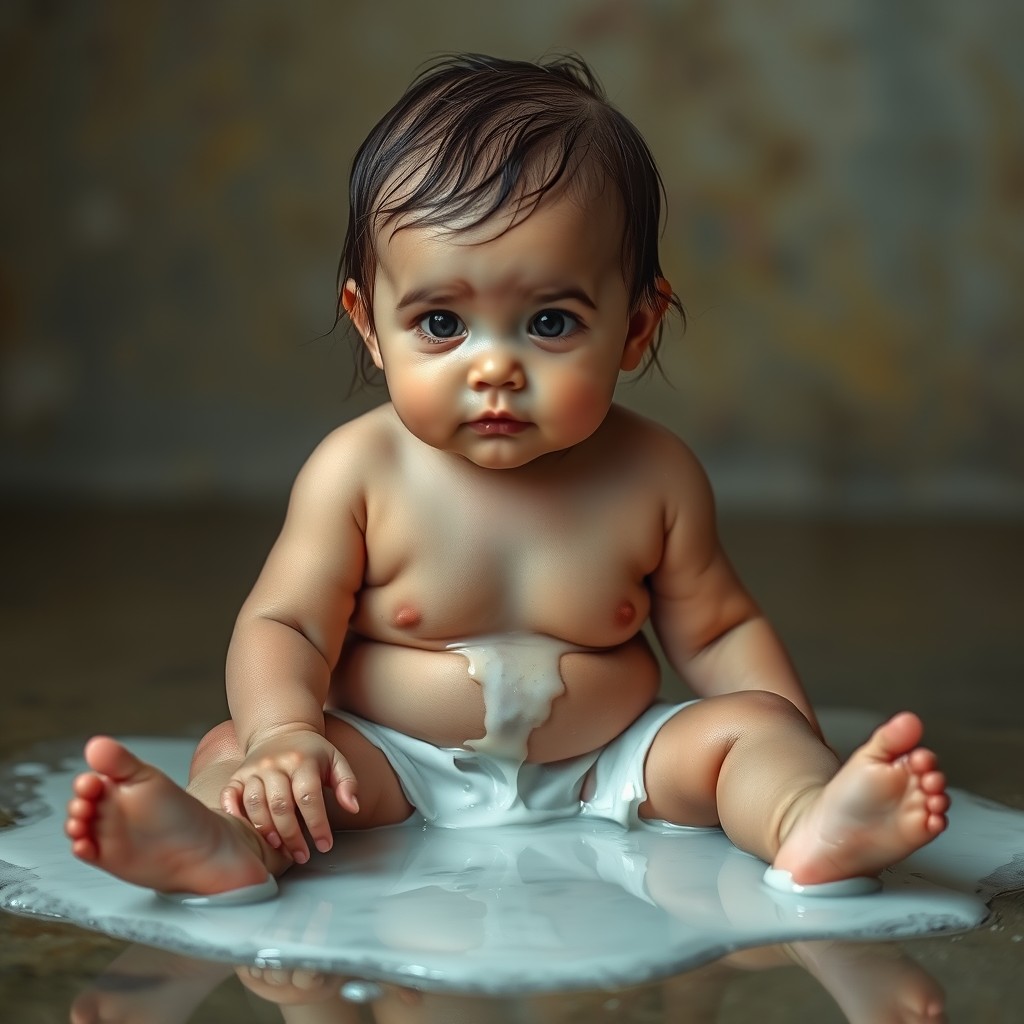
left=445, top=632, right=586, bottom=769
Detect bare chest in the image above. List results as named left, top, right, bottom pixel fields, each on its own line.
left=353, top=472, right=664, bottom=645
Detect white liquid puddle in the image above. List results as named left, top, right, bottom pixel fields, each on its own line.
left=1, top=720, right=1022, bottom=995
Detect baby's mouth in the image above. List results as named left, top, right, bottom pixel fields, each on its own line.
left=467, top=415, right=531, bottom=436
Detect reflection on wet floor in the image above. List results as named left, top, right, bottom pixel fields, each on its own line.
left=69, top=938, right=949, bottom=1024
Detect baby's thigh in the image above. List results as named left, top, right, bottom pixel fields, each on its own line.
left=638, top=690, right=802, bottom=826
left=323, top=717, right=413, bottom=829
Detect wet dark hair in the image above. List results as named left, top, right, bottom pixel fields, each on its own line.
left=337, top=52, right=683, bottom=382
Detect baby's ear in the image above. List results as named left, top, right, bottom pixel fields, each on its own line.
left=341, top=280, right=383, bottom=369
left=620, top=277, right=672, bottom=372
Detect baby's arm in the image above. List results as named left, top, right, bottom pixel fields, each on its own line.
left=221, top=428, right=368, bottom=860
left=648, top=438, right=822, bottom=736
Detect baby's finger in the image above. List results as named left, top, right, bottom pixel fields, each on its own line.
left=241, top=775, right=283, bottom=850
left=291, top=765, right=333, bottom=854
left=263, top=769, right=310, bottom=864
left=221, top=779, right=245, bottom=819
left=329, top=755, right=360, bottom=815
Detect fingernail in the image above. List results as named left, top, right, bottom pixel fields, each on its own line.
left=316, top=838, right=331, bottom=853
left=266, top=832, right=281, bottom=848
left=293, top=849, right=309, bottom=864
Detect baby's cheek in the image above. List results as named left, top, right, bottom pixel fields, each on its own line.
left=548, top=376, right=615, bottom=437
left=390, top=377, right=450, bottom=442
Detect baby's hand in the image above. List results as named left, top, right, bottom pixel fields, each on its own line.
left=221, top=730, right=359, bottom=864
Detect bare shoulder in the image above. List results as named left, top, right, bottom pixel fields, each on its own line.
left=604, top=405, right=713, bottom=502
left=601, top=406, right=720, bottom=581
left=229, top=412, right=405, bottom=651
left=304, top=403, right=402, bottom=469
left=290, top=405, right=403, bottom=500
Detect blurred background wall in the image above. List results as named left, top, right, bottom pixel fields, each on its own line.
left=1, top=0, right=1021, bottom=513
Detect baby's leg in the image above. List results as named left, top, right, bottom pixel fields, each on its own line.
left=65, top=718, right=412, bottom=897
left=640, top=692, right=948, bottom=885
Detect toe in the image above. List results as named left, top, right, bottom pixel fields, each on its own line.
left=72, top=772, right=105, bottom=800
left=873, top=712, right=924, bottom=760
left=907, top=748, right=939, bottom=775
left=65, top=816, right=89, bottom=839
left=67, top=796, right=97, bottom=820
left=84, top=736, right=146, bottom=782
left=70, top=836, right=99, bottom=862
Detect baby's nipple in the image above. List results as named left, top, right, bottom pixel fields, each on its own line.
left=615, top=600, right=636, bottom=627
left=393, top=605, right=421, bottom=630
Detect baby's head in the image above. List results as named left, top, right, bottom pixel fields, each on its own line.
left=338, top=53, right=681, bottom=380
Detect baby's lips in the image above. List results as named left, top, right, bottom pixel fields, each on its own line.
left=467, top=416, right=531, bottom=435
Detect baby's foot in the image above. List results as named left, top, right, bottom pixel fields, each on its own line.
left=65, top=736, right=271, bottom=896
left=773, top=712, right=949, bottom=886
left=788, top=940, right=946, bottom=1023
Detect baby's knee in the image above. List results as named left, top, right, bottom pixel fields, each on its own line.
left=713, top=689, right=808, bottom=733
left=190, top=720, right=241, bottom=774
left=651, top=690, right=807, bottom=756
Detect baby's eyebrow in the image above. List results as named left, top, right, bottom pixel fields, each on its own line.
left=395, top=282, right=598, bottom=311
left=533, top=287, right=597, bottom=311
left=396, top=284, right=469, bottom=311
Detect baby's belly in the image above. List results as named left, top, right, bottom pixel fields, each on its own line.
left=329, top=632, right=661, bottom=763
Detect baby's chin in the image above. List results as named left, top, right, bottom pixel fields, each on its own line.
left=435, top=438, right=567, bottom=471
left=428, top=434, right=542, bottom=470
left=454, top=449, right=545, bottom=471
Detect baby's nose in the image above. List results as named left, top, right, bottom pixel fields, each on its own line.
left=467, top=346, right=526, bottom=391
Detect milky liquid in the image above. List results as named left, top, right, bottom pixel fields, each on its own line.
left=438, top=634, right=585, bottom=819
left=1, top=718, right=1022, bottom=995
left=446, top=633, right=585, bottom=794
left=447, top=633, right=585, bottom=759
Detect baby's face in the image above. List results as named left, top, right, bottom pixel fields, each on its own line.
left=347, top=187, right=660, bottom=470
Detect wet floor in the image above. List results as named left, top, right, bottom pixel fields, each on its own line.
left=2, top=504, right=1022, bottom=1022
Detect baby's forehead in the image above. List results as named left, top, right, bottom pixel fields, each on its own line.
left=372, top=171, right=626, bottom=256
left=369, top=185, right=629, bottom=301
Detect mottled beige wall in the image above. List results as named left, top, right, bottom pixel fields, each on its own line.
left=1, top=1, right=1021, bottom=510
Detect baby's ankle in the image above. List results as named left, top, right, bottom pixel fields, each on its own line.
left=774, top=782, right=825, bottom=858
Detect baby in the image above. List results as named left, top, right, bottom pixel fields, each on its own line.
left=66, top=53, right=948, bottom=902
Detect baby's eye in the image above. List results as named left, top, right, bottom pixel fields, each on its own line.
left=529, top=309, right=578, bottom=339
left=418, top=310, right=466, bottom=340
